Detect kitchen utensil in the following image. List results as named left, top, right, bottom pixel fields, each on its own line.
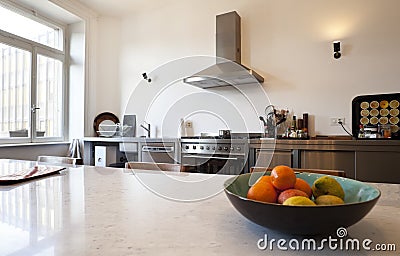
left=122, top=114, right=136, bottom=137
left=259, top=116, right=267, bottom=126
left=93, top=112, right=119, bottom=137
left=224, top=172, right=380, bottom=235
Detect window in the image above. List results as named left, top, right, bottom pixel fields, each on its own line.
left=0, top=4, right=63, bottom=50
left=0, top=2, right=65, bottom=143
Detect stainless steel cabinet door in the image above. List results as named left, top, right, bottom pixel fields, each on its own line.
left=356, top=151, right=400, bottom=183
left=300, top=150, right=355, bottom=178
left=255, top=149, right=292, bottom=168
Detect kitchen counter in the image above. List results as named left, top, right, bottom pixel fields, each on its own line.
left=83, top=136, right=400, bottom=150
left=0, top=161, right=398, bottom=255
left=83, top=137, right=180, bottom=165
left=250, top=138, right=400, bottom=151
left=83, top=136, right=179, bottom=143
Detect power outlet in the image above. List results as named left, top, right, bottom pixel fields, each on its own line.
left=185, top=121, right=193, bottom=128
left=330, top=117, right=345, bottom=126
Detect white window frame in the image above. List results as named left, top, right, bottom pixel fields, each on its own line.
left=0, top=1, right=67, bottom=144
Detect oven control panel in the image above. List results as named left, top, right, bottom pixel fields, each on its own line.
left=181, top=143, right=246, bottom=155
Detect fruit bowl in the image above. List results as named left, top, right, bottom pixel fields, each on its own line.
left=224, top=172, right=380, bottom=235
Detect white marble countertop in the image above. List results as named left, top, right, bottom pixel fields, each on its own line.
left=0, top=161, right=399, bottom=255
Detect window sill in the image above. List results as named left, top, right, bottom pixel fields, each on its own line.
left=0, top=141, right=70, bottom=148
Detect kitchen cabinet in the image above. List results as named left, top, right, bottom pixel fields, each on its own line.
left=300, top=150, right=355, bottom=178
left=356, top=151, right=400, bottom=183
left=83, top=139, right=129, bottom=166
left=255, top=149, right=297, bottom=168
left=83, top=137, right=179, bottom=166
left=250, top=139, right=400, bottom=183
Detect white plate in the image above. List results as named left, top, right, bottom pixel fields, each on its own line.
left=97, top=120, right=117, bottom=137
left=97, top=131, right=116, bottom=137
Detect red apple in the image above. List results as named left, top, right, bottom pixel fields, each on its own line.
left=277, top=189, right=309, bottom=204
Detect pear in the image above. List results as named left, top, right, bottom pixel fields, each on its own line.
left=315, top=195, right=345, bottom=205
left=312, top=176, right=345, bottom=200
left=282, top=196, right=316, bottom=206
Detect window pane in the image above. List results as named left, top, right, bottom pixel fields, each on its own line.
left=0, top=6, right=63, bottom=51
left=0, top=43, right=31, bottom=138
left=36, top=55, right=62, bottom=138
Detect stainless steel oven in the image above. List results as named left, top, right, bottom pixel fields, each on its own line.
left=180, top=137, right=249, bottom=175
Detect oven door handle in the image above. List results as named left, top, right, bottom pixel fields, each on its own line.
left=142, top=146, right=174, bottom=153
left=182, top=155, right=238, bottom=161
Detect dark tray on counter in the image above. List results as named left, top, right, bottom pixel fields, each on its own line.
left=0, top=165, right=65, bottom=185
left=352, top=93, right=400, bottom=139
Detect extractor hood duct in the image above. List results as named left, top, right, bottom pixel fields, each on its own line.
left=183, top=11, right=264, bottom=88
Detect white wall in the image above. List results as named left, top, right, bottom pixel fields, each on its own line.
left=92, top=0, right=400, bottom=137
left=68, top=21, right=85, bottom=139
left=94, top=16, right=122, bottom=119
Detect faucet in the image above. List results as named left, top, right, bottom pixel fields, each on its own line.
left=140, top=122, right=151, bottom=138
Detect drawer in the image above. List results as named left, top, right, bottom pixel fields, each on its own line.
left=119, top=143, right=138, bottom=152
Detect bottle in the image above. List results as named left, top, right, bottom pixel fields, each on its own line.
left=303, top=113, right=309, bottom=134
left=358, top=124, right=365, bottom=138
left=178, top=118, right=185, bottom=137
left=291, top=115, right=297, bottom=131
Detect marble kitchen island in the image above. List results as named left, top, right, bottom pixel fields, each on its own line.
left=0, top=161, right=399, bottom=255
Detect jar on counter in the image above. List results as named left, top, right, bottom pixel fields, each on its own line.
left=358, top=125, right=365, bottom=138
left=381, top=124, right=391, bottom=138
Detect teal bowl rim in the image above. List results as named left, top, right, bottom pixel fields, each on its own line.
left=224, top=172, right=381, bottom=208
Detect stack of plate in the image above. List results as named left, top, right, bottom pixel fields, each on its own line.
left=97, top=120, right=118, bottom=137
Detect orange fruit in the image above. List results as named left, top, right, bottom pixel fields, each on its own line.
left=247, top=176, right=278, bottom=203
left=270, top=165, right=296, bottom=191
left=255, top=175, right=272, bottom=183
left=294, top=178, right=312, bottom=198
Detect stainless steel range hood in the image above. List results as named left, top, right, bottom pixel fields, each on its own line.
left=184, top=11, right=264, bottom=88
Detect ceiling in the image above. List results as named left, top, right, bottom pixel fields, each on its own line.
left=11, top=0, right=177, bottom=23
left=12, top=0, right=153, bottom=25
left=14, top=0, right=81, bottom=24
left=75, top=0, right=164, bottom=17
